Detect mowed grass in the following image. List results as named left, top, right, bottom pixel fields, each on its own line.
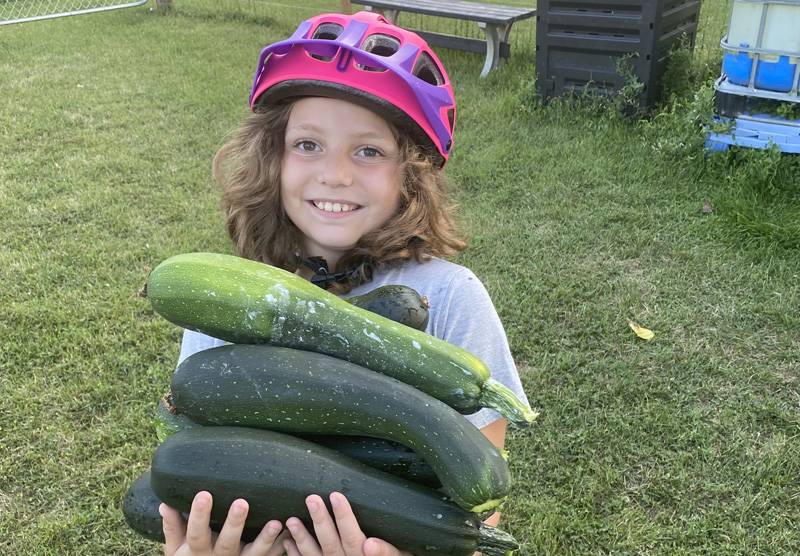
left=1, top=2, right=799, bottom=555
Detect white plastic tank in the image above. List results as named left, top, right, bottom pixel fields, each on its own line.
left=761, top=2, right=800, bottom=54
left=727, top=1, right=764, bottom=48
left=722, top=0, right=800, bottom=92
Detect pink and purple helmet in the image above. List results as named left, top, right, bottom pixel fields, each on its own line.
left=249, top=11, right=457, bottom=166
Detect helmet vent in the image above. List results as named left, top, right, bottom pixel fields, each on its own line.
left=312, top=22, right=343, bottom=41
left=310, top=23, right=344, bottom=61
left=412, top=52, right=444, bottom=86
left=356, top=34, right=400, bottom=72
left=363, top=34, right=400, bottom=57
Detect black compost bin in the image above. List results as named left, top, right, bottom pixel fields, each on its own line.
left=536, top=0, right=702, bottom=109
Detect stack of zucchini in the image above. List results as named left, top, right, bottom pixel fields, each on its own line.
left=124, top=253, right=536, bottom=555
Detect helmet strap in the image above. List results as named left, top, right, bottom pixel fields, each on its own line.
left=300, top=256, right=360, bottom=290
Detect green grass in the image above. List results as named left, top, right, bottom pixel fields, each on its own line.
left=2, top=1, right=799, bottom=555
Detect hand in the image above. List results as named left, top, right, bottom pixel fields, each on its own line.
left=282, top=492, right=412, bottom=556
left=160, top=491, right=288, bottom=556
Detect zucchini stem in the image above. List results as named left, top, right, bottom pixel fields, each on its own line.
left=476, top=523, right=520, bottom=556
left=480, top=378, right=539, bottom=428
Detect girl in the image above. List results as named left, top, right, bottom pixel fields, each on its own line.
left=158, top=10, right=531, bottom=556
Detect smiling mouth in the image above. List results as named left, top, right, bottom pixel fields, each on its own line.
left=310, top=200, right=361, bottom=213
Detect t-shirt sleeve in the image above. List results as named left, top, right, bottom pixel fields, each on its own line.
left=176, top=329, right=228, bottom=368
left=431, top=268, right=531, bottom=430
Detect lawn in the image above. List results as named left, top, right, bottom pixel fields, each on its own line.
left=1, top=1, right=799, bottom=555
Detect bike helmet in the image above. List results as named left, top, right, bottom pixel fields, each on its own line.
left=249, top=11, right=456, bottom=167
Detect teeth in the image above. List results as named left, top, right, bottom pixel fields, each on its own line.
left=314, top=201, right=356, bottom=212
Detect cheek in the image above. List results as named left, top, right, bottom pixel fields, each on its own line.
left=380, top=168, right=403, bottom=208
left=279, top=163, right=302, bottom=201
left=387, top=174, right=404, bottom=213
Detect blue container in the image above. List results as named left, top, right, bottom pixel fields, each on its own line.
left=755, top=55, right=797, bottom=92
left=722, top=50, right=753, bottom=86
left=725, top=52, right=799, bottom=93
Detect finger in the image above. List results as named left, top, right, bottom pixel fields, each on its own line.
left=283, top=538, right=303, bottom=556
left=242, top=520, right=283, bottom=556
left=159, top=503, right=187, bottom=556
left=306, top=495, right=346, bottom=556
left=185, top=491, right=214, bottom=551
left=285, top=516, right=323, bottom=556
left=363, top=538, right=410, bottom=556
left=214, top=498, right=249, bottom=555
left=329, top=493, right=366, bottom=555
left=269, top=529, right=295, bottom=556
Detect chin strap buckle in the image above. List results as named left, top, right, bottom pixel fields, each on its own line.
left=301, top=256, right=359, bottom=290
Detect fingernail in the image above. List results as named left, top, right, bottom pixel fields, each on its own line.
left=194, top=495, right=208, bottom=509
left=364, top=538, right=378, bottom=556
left=330, top=492, right=341, bottom=508
left=286, top=518, right=299, bottom=532
left=158, top=503, right=166, bottom=518
left=267, top=521, right=282, bottom=534
left=307, top=497, right=318, bottom=511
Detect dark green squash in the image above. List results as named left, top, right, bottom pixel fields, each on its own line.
left=346, top=285, right=429, bottom=331
left=155, top=392, right=440, bottom=488
left=151, top=427, right=520, bottom=556
left=171, top=344, right=510, bottom=513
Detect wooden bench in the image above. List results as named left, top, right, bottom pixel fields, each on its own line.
left=352, top=0, right=536, bottom=77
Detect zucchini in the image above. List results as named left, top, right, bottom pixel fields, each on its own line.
left=345, top=285, right=429, bottom=331
left=156, top=391, right=440, bottom=488
left=155, top=393, right=198, bottom=443
left=151, top=427, right=520, bottom=556
left=122, top=469, right=262, bottom=543
left=172, top=344, right=508, bottom=513
left=123, top=470, right=166, bottom=543
left=145, top=252, right=535, bottom=427
left=303, top=435, right=440, bottom=489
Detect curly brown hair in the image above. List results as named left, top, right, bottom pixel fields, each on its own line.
left=212, top=100, right=467, bottom=293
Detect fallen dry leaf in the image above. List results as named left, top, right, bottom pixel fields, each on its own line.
left=628, top=320, right=655, bottom=340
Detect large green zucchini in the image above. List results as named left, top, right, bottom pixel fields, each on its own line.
left=156, top=391, right=440, bottom=488
left=171, top=344, right=507, bottom=513
left=145, top=252, right=535, bottom=427
left=151, top=427, right=520, bottom=556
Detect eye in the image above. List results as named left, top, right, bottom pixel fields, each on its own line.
left=295, top=140, right=320, bottom=152
left=357, top=146, right=383, bottom=158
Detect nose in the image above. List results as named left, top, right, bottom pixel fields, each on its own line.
left=319, top=147, right=354, bottom=188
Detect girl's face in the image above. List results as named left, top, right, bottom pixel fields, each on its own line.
left=281, top=97, right=403, bottom=268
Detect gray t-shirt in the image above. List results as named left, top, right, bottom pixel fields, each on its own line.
left=177, top=256, right=530, bottom=430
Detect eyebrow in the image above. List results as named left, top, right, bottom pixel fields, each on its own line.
left=287, top=123, right=394, bottom=142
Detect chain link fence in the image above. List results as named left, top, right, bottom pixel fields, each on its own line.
left=0, top=0, right=150, bottom=25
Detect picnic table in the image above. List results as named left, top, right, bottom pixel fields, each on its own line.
left=352, top=0, right=536, bottom=77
